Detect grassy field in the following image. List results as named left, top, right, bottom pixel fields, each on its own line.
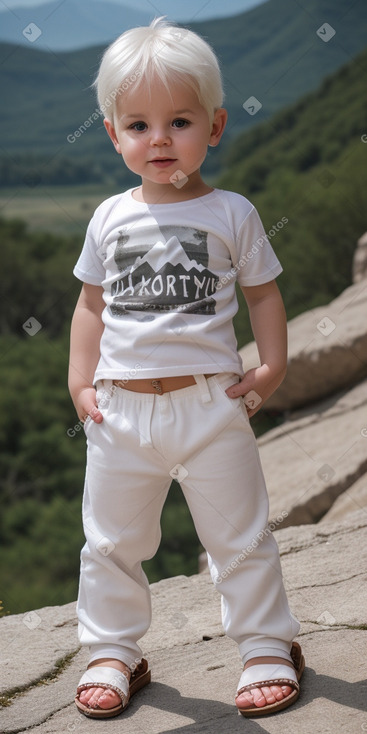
left=0, top=178, right=220, bottom=235
left=0, top=184, right=120, bottom=236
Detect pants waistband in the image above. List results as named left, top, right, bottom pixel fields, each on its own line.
left=112, top=374, right=216, bottom=396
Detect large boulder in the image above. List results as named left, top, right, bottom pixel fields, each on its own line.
left=319, top=472, right=367, bottom=524
left=239, top=279, right=367, bottom=411
left=258, top=378, right=367, bottom=526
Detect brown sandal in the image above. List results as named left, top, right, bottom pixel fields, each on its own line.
left=75, top=658, right=151, bottom=718
left=235, top=642, right=305, bottom=717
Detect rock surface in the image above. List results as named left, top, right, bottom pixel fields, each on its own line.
left=239, top=279, right=367, bottom=411
left=258, top=377, right=367, bottom=526
left=238, top=240, right=367, bottom=527
left=320, top=471, right=367, bottom=524
left=1, top=512, right=366, bottom=733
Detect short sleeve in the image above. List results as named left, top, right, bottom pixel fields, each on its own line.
left=235, top=207, right=283, bottom=286
left=73, top=215, right=105, bottom=286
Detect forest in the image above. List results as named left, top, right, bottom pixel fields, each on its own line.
left=0, top=46, right=366, bottom=616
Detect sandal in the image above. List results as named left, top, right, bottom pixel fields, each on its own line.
left=75, top=658, right=151, bottom=718
left=235, top=642, right=305, bottom=717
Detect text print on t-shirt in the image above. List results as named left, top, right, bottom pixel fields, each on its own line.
left=110, top=224, right=219, bottom=316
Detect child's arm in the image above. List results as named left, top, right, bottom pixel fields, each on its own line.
left=226, top=280, right=287, bottom=417
left=68, top=283, right=105, bottom=423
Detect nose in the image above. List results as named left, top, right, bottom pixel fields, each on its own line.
left=149, top=126, right=171, bottom=147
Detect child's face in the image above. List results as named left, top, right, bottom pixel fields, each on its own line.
left=104, top=77, right=226, bottom=199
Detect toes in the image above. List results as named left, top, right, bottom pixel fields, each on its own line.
left=78, top=686, right=121, bottom=710
left=236, top=688, right=267, bottom=709
left=269, top=684, right=286, bottom=701
left=257, top=686, right=275, bottom=705
left=236, top=684, right=293, bottom=710
left=84, top=686, right=106, bottom=708
left=236, top=691, right=255, bottom=708
left=261, top=684, right=294, bottom=704
left=78, top=687, right=95, bottom=703
left=281, top=685, right=293, bottom=698
left=95, top=689, right=121, bottom=710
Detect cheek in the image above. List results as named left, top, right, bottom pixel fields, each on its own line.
left=121, top=137, right=148, bottom=162
left=179, top=128, right=208, bottom=153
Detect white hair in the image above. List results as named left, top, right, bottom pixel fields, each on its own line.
left=94, top=17, right=224, bottom=125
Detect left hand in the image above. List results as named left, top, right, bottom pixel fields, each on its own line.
left=225, top=365, right=282, bottom=418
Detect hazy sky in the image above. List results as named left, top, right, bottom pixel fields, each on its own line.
left=0, top=0, right=267, bottom=21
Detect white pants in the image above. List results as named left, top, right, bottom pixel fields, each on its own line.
left=77, top=373, right=300, bottom=669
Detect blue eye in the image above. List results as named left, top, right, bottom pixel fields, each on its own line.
left=172, top=119, right=188, bottom=128
left=130, top=122, right=147, bottom=132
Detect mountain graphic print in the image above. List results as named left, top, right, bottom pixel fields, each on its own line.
left=109, top=225, right=219, bottom=317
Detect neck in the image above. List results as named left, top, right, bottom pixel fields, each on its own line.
left=134, top=173, right=213, bottom=204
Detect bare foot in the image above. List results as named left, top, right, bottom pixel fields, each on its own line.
left=235, top=656, right=294, bottom=711
left=77, top=658, right=130, bottom=711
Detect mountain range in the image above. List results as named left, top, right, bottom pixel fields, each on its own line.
left=0, top=0, right=266, bottom=50
left=0, top=0, right=152, bottom=51
left=0, top=0, right=366, bottom=186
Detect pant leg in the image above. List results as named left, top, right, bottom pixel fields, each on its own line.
left=77, top=383, right=171, bottom=669
left=159, top=373, right=300, bottom=665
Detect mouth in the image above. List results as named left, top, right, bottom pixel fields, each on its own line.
left=150, top=158, right=177, bottom=168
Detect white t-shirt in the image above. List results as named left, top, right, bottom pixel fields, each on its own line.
left=73, top=187, right=282, bottom=382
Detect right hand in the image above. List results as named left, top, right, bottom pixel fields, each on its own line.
left=74, top=387, right=103, bottom=424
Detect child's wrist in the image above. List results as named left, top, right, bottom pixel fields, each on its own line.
left=259, top=362, right=287, bottom=381
left=69, top=383, right=95, bottom=404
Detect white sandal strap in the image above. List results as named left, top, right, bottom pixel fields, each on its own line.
left=77, top=666, right=129, bottom=703
left=237, top=663, right=297, bottom=694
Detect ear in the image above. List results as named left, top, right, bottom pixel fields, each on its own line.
left=209, top=108, right=228, bottom=147
left=103, top=118, right=122, bottom=154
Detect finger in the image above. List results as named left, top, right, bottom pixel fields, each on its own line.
left=89, top=406, right=103, bottom=423
left=79, top=404, right=103, bottom=424
left=225, top=382, right=241, bottom=398
left=226, top=378, right=251, bottom=398
left=226, top=367, right=258, bottom=398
